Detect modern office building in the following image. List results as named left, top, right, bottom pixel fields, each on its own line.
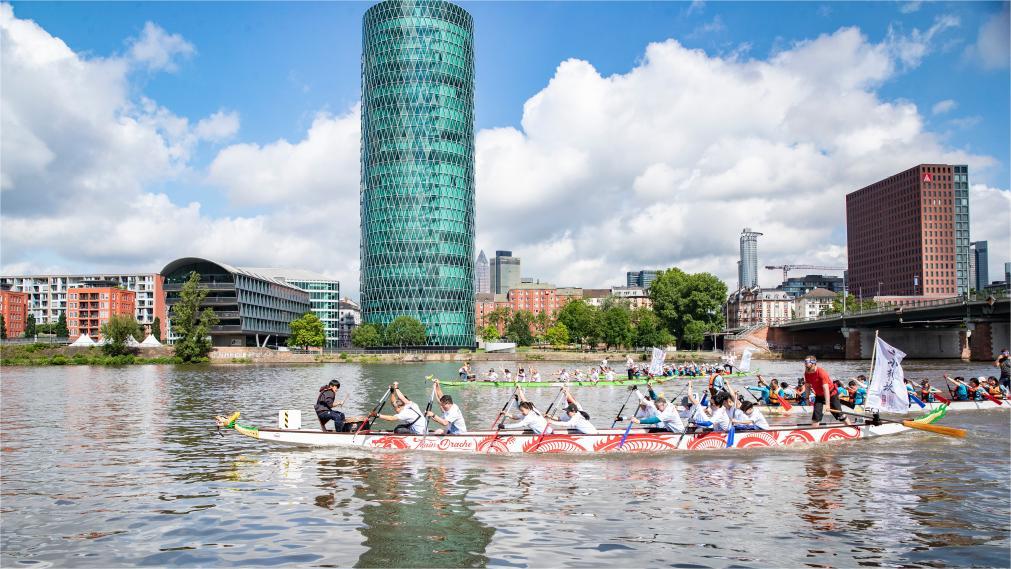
left=67, top=284, right=136, bottom=340
left=952, top=165, right=971, bottom=295
left=160, top=258, right=311, bottom=348
left=490, top=250, right=521, bottom=295
left=337, top=298, right=362, bottom=348
left=0, top=284, right=29, bottom=338
left=846, top=164, right=969, bottom=297
left=359, top=0, right=476, bottom=347
left=0, top=273, right=166, bottom=337
left=243, top=269, right=341, bottom=348
left=475, top=250, right=490, bottom=294
left=738, top=228, right=762, bottom=290
left=778, top=274, right=846, bottom=297
left=626, top=270, right=659, bottom=289
left=971, top=241, right=989, bottom=292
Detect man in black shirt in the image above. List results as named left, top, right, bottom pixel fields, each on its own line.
left=315, top=379, right=345, bottom=431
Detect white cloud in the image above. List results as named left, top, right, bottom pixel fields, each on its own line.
left=931, top=99, right=957, bottom=115
left=885, top=14, right=959, bottom=69
left=964, top=7, right=1010, bottom=70
left=2, top=3, right=1008, bottom=304
left=686, top=1, right=705, bottom=16
left=969, top=184, right=1011, bottom=280
left=127, top=21, right=195, bottom=72
left=899, top=1, right=922, bottom=14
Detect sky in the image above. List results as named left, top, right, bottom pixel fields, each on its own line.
left=2, top=0, right=1009, bottom=300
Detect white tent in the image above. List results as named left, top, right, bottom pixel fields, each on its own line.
left=139, top=334, right=162, bottom=347
left=95, top=337, right=108, bottom=346
left=125, top=335, right=141, bottom=347
left=70, top=334, right=96, bottom=347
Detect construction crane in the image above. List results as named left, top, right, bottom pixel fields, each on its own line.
left=765, top=264, right=846, bottom=283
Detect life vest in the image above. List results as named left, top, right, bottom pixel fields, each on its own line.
left=769, top=389, right=780, bottom=405
left=989, top=385, right=1004, bottom=398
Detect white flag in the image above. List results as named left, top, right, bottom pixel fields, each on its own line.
left=866, top=337, right=909, bottom=413
left=648, top=347, right=666, bottom=375
left=739, top=348, right=754, bottom=372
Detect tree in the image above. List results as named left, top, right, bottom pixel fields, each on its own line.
left=171, top=271, right=219, bottom=362
left=101, top=314, right=141, bottom=356
left=351, top=323, right=383, bottom=348
left=505, top=310, right=534, bottom=347
left=600, top=305, right=632, bottom=350
left=485, top=307, right=511, bottom=334
left=649, top=268, right=727, bottom=349
left=682, top=319, right=708, bottom=350
left=384, top=316, right=427, bottom=347
left=289, top=312, right=325, bottom=349
left=0, top=314, right=6, bottom=339
left=631, top=308, right=666, bottom=348
left=531, top=310, right=551, bottom=340
left=55, top=313, right=68, bottom=338
left=557, top=300, right=598, bottom=347
left=825, top=293, right=877, bottom=315
left=545, top=322, right=570, bottom=347
left=151, top=316, right=161, bottom=342
left=479, top=324, right=500, bottom=341
left=24, top=314, right=36, bottom=338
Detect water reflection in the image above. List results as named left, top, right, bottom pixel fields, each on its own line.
left=349, top=455, right=494, bottom=568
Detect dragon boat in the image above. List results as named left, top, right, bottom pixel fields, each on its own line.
left=435, top=371, right=752, bottom=388
left=740, top=398, right=1008, bottom=416
left=213, top=407, right=949, bottom=454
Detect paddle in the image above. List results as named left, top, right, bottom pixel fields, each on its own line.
left=489, top=386, right=521, bottom=429
left=927, top=389, right=951, bottom=405
left=611, top=386, right=638, bottom=428
left=416, top=382, right=439, bottom=448
left=834, top=409, right=966, bottom=438
left=617, top=417, right=635, bottom=449
left=907, top=391, right=926, bottom=408
left=355, top=386, right=393, bottom=438
left=531, top=388, right=564, bottom=447
left=945, top=374, right=1003, bottom=406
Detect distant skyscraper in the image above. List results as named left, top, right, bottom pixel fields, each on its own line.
left=738, top=228, right=762, bottom=290
left=490, top=250, right=521, bottom=294
left=626, top=270, right=659, bottom=289
left=475, top=250, right=490, bottom=294
left=971, top=241, right=988, bottom=292
left=359, top=0, right=476, bottom=347
left=847, top=164, right=969, bottom=296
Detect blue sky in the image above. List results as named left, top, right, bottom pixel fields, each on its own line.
left=2, top=1, right=1009, bottom=294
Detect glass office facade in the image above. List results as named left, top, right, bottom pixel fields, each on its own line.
left=953, top=165, right=971, bottom=295
left=360, top=0, right=476, bottom=347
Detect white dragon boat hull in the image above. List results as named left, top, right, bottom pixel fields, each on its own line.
left=735, top=399, right=1008, bottom=416
left=227, top=422, right=908, bottom=453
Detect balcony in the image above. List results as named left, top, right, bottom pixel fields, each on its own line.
left=163, top=282, right=236, bottom=292
left=166, top=296, right=238, bottom=306
left=210, top=325, right=243, bottom=333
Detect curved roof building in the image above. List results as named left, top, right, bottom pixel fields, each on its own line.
left=160, top=258, right=311, bottom=348
left=360, top=0, right=476, bottom=347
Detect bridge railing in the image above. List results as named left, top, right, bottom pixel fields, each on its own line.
left=789, top=290, right=1009, bottom=325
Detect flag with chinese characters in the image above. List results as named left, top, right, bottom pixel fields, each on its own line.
left=648, top=347, right=666, bottom=375
left=866, top=337, right=909, bottom=413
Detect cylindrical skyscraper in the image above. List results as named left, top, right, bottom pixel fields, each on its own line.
left=738, top=228, right=762, bottom=290
left=360, top=0, right=476, bottom=347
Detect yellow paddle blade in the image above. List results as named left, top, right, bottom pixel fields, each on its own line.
left=901, top=419, right=966, bottom=438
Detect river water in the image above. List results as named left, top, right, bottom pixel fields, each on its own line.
left=2, top=360, right=1009, bottom=568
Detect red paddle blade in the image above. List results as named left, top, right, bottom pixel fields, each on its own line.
left=982, top=391, right=1004, bottom=405
left=933, top=393, right=951, bottom=405
left=779, top=397, right=793, bottom=411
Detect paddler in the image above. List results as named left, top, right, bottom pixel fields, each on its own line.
left=803, top=356, right=852, bottom=426
left=459, top=362, right=472, bottom=381
left=314, top=379, right=346, bottom=432
left=547, top=387, right=597, bottom=434
left=372, top=382, right=426, bottom=434
left=733, top=401, right=770, bottom=430
left=630, top=386, right=686, bottom=433
left=708, top=370, right=727, bottom=399
left=424, top=379, right=467, bottom=434
left=944, top=375, right=970, bottom=400
left=626, top=354, right=635, bottom=380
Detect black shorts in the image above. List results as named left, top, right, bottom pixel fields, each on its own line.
left=812, top=394, right=845, bottom=423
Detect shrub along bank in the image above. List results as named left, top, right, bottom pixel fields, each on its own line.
left=1, top=344, right=189, bottom=366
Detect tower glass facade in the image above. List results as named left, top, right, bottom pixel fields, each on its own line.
left=360, top=0, right=476, bottom=347
left=953, top=165, right=971, bottom=295
left=738, top=228, right=762, bottom=290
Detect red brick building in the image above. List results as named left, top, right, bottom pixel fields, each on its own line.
left=846, top=164, right=965, bottom=297
left=68, top=287, right=137, bottom=340
left=0, top=286, right=29, bottom=338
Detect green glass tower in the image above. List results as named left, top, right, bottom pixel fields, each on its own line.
left=360, top=0, right=476, bottom=347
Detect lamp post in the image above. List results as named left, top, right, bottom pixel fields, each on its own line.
left=877, top=281, right=883, bottom=297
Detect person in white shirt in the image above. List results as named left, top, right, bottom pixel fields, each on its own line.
left=374, top=382, right=427, bottom=434
left=424, top=379, right=467, bottom=434
left=549, top=403, right=598, bottom=434
left=604, top=367, right=616, bottom=381
left=631, top=388, right=685, bottom=432
left=500, top=401, right=550, bottom=434
left=707, top=384, right=740, bottom=432
left=531, top=368, right=542, bottom=382
left=516, top=368, right=527, bottom=381
left=502, top=368, right=513, bottom=382
left=733, top=401, right=769, bottom=430
left=602, top=357, right=609, bottom=369
left=486, top=369, right=498, bottom=381
left=684, top=382, right=714, bottom=427
left=558, top=368, right=571, bottom=382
